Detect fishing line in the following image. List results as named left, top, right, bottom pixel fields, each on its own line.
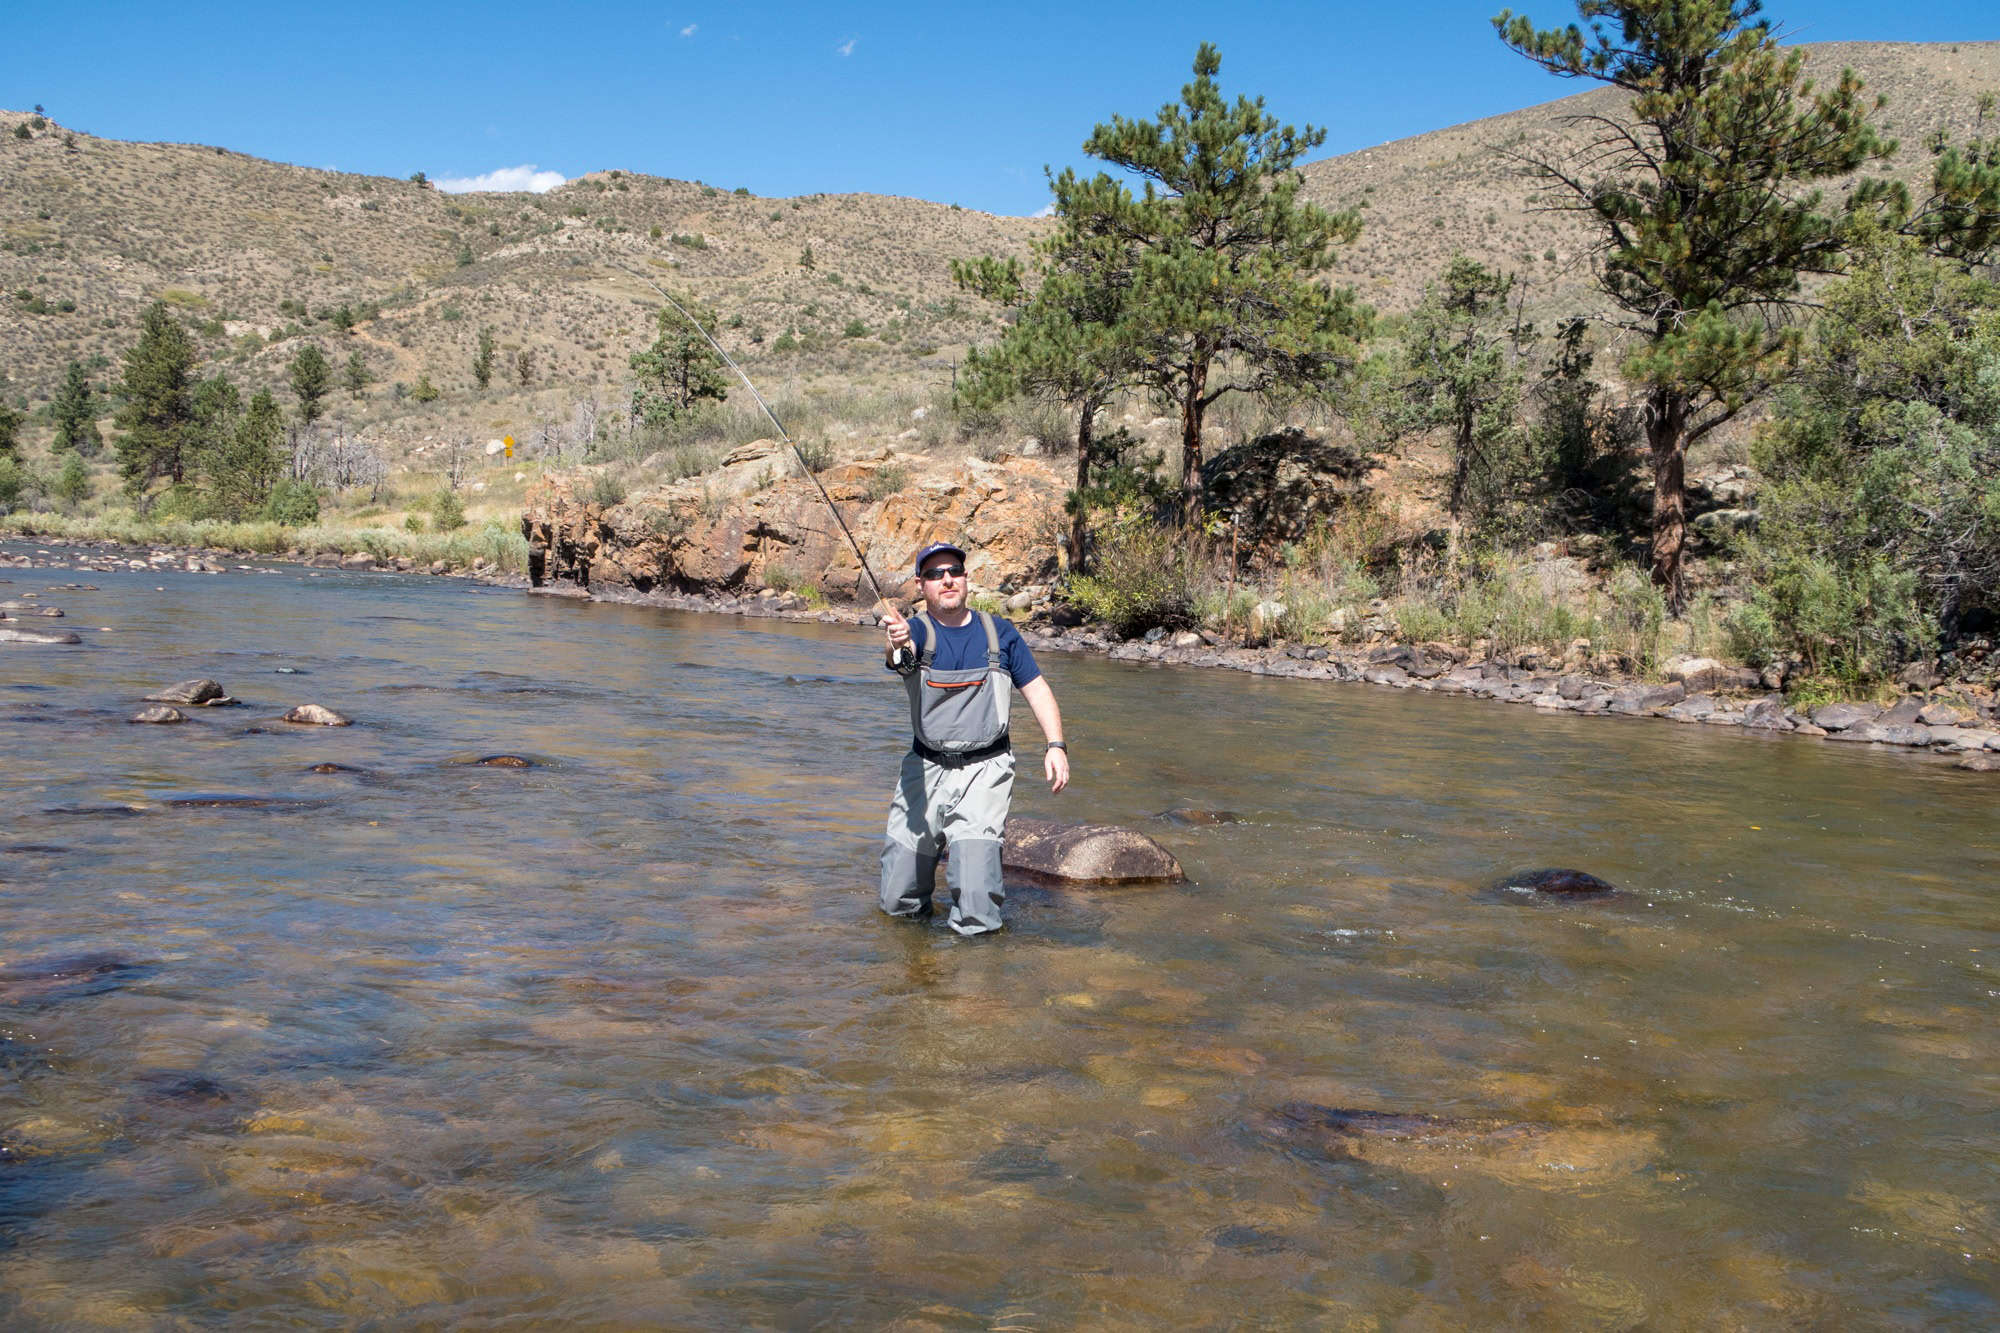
left=611, top=261, right=892, bottom=614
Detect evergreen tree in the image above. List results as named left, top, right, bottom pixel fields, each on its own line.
left=0, top=385, right=21, bottom=460
left=473, top=327, right=496, bottom=390
left=629, top=300, right=729, bottom=427
left=52, top=360, right=102, bottom=456
left=799, top=244, right=815, bottom=271
left=53, top=450, right=91, bottom=509
left=115, top=300, right=200, bottom=491
left=1055, top=44, right=1367, bottom=523
left=1496, top=0, right=1896, bottom=609
left=515, top=347, right=536, bottom=387
left=1393, top=256, right=1528, bottom=523
left=954, top=226, right=1142, bottom=572
left=1737, top=233, right=2000, bottom=681
left=344, top=349, right=369, bottom=396
left=205, top=389, right=285, bottom=520
left=289, top=343, right=331, bottom=424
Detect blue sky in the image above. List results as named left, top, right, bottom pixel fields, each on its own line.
left=7, top=2, right=1994, bottom=215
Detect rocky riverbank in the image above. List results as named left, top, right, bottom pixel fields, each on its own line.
left=0, top=536, right=527, bottom=586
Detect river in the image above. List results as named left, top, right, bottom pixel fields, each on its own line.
left=2, top=546, right=1995, bottom=1327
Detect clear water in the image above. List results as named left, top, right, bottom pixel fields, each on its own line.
left=2, top=547, right=1996, bottom=1327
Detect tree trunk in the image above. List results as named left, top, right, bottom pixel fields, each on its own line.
left=1449, top=400, right=1475, bottom=517
left=1069, top=402, right=1095, bottom=574
left=1646, top=387, right=1689, bottom=614
left=1178, top=359, right=1208, bottom=528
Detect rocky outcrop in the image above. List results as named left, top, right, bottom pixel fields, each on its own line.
left=1001, top=817, right=1185, bottom=885
left=522, top=444, right=1065, bottom=602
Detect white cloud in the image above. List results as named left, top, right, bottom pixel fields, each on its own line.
left=1030, top=203, right=1055, bottom=219
left=435, top=164, right=568, bottom=194
left=836, top=37, right=856, bottom=56
left=681, top=23, right=697, bottom=36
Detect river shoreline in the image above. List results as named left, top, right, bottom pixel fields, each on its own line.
left=546, top=578, right=2000, bottom=776
left=7, top=534, right=1994, bottom=773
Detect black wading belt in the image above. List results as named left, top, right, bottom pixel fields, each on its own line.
left=912, top=733, right=1012, bottom=767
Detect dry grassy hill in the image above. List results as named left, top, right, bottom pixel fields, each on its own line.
left=2, top=39, right=1994, bottom=458
left=1306, top=40, right=2000, bottom=317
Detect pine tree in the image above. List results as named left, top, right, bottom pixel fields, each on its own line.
left=114, top=301, right=200, bottom=491
left=799, top=244, right=815, bottom=271
left=1056, top=44, right=1367, bottom=524
left=205, top=389, right=284, bottom=520
left=289, top=343, right=331, bottom=424
left=629, top=301, right=728, bottom=427
left=344, top=349, right=369, bottom=396
left=473, top=327, right=496, bottom=390
left=1496, top=0, right=1896, bottom=609
left=1393, top=256, right=1528, bottom=522
left=52, top=360, right=102, bottom=456
left=954, top=227, right=1141, bottom=571
left=0, top=379, right=21, bottom=460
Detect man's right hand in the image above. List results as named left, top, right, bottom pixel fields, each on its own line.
left=883, top=604, right=911, bottom=655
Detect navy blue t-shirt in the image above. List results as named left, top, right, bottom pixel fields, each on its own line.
left=897, top=613, right=1041, bottom=687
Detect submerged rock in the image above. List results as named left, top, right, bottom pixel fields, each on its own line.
left=283, top=704, right=352, bottom=726
left=1000, top=818, right=1184, bottom=885
left=1160, top=808, right=1242, bottom=827
left=1251, top=1101, right=1659, bottom=1185
left=304, top=762, right=364, bottom=776
left=144, top=678, right=234, bottom=706
left=463, top=754, right=536, bottom=768
left=0, top=952, right=150, bottom=1005
left=0, top=626, right=84, bottom=645
left=130, top=706, right=187, bottom=725
left=1488, top=868, right=1618, bottom=899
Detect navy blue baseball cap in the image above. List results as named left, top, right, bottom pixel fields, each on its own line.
left=912, top=541, right=967, bottom=572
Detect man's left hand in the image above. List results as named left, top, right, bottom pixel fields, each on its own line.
left=1045, top=745, right=1069, bottom=794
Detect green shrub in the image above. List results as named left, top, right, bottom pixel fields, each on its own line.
left=430, top=489, right=467, bottom=531
left=0, top=457, right=21, bottom=510
left=591, top=473, right=627, bottom=508
left=265, top=479, right=320, bottom=526
left=404, top=512, right=426, bottom=533
left=1062, top=518, right=1196, bottom=637
left=863, top=463, right=908, bottom=502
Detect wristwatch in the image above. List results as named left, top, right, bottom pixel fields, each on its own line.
left=1045, top=741, right=1067, bottom=751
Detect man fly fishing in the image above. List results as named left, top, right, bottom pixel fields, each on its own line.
left=879, top=541, right=1068, bottom=936
left=610, top=270, right=1067, bottom=933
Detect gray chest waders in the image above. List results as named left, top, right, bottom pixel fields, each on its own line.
left=879, top=611, right=1017, bottom=935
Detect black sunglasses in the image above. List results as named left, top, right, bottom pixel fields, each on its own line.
left=918, top=564, right=966, bottom=581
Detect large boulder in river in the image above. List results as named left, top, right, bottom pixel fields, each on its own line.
left=1001, top=818, right=1184, bottom=885
left=145, top=679, right=233, bottom=706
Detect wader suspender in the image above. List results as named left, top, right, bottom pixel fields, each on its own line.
left=914, top=611, right=1003, bottom=673
left=910, top=611, right=1010, bottom=766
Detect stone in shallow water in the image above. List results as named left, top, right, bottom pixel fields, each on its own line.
left=463, top=754, right=536, bottom=768
left=1001, top=818, right=1184, bottom=885
left=144, top=678, right=231, bottom=705
left=1488, top=868, right=1618, bottom=899
left=0, top=626, right=83, bottom=645
left=0, top=951, right=150, bottom=1004
left=130, top=706, right=186, bottom=724
left=284, top=704, right=352, bottom=726
left=1160, top=808, right=1241, bottom=826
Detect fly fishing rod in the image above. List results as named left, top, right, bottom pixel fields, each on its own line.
left=612, top=262, right=894, bottom=617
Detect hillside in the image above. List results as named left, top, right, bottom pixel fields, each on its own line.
left=1304, top=41, right=2000, bottom=317
left=2, top=40, right=1995, bottom=456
